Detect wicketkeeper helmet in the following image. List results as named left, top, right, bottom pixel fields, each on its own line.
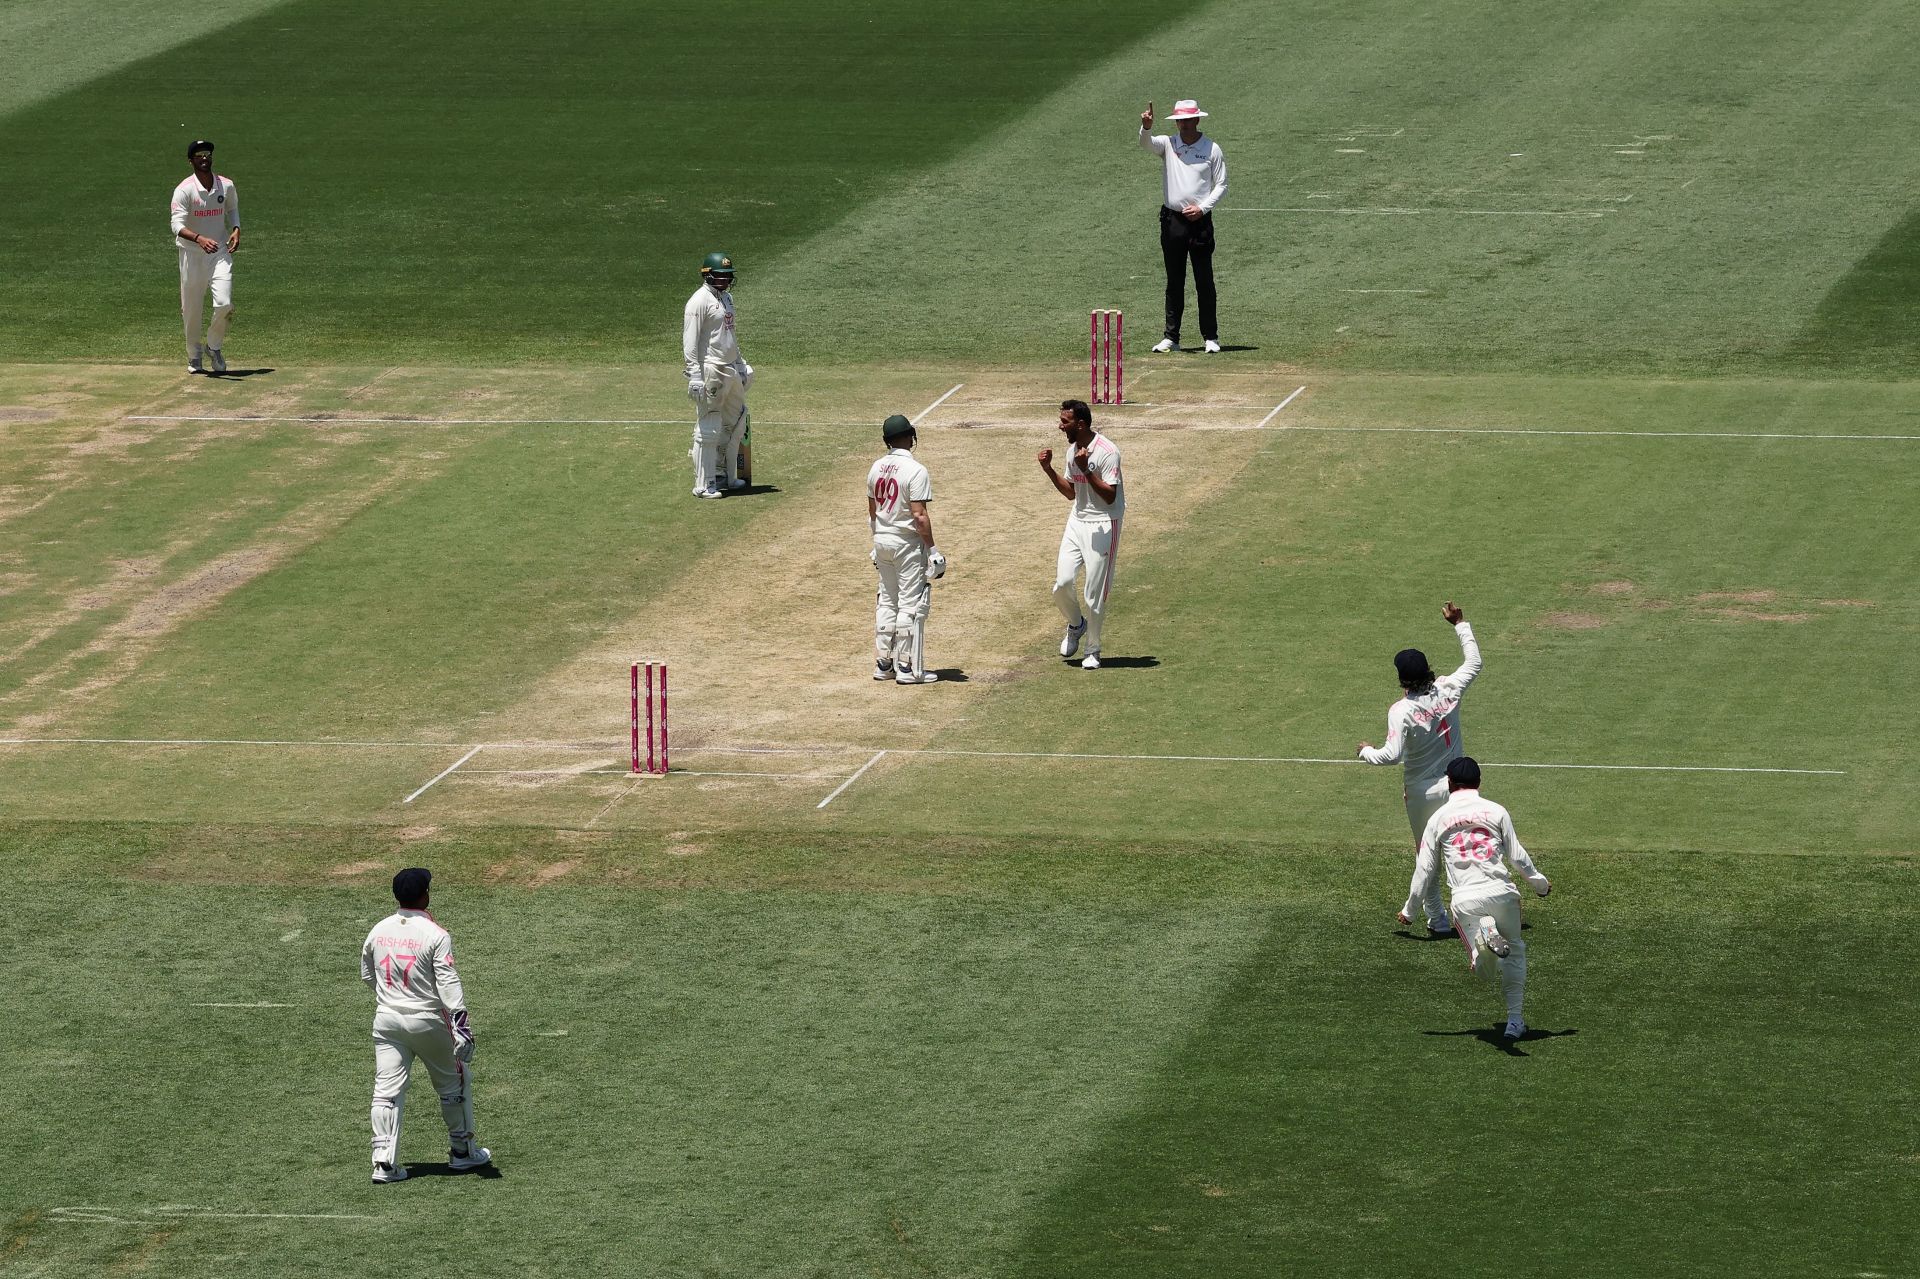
left=701, top=251, right=736, bottom=278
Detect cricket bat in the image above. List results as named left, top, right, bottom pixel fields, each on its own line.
left=736, top=411, right=752, bottom=484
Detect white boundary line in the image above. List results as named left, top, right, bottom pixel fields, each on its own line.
left=913, top=383, right=965, bottom=424
left=1283, top=425, right=1920, bottom=442
left=0, top=736, right=1845, bottom=776
left=817, top=750, right=887, bottom=809
left=401, top=745, right=483, bottom=804
left=1257, top=386, right=1308, bottom=428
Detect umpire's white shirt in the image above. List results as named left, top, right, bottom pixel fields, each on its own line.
left=1138, top=128, right=1227, bottom=213
left=361, top=909, right=467, bottom=1017
left=170, top=174, right=238, bottom=251
left=683, top=283, right=744, bottom=379
left=1409, top=789, right=1550, bottom=906
left=1359, top=622, right=1482, bottom=783
left=869, top=448, right=933, bottom=540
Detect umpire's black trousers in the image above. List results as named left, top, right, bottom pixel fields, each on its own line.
left=1159, top=205, right=1217, bottom=345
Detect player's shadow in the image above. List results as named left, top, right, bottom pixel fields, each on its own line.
left=1391, top=920, right=1530, bottom=943
left=728, top=483, right=781, bottom=497
left=207, top=367, right=275, bottom=378
left=400, top=1161, right=505, bottom=1180
left=1423, top=1025, right=1580, bottom=1058
left=1062, top=655, right=1160, bottom=669
left=929, top=668, right=970, bottom=683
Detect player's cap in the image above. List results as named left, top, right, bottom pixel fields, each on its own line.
left=881, top=414, right=915, bottom=441
left=1394, top=647, right=1434, bottom=686
left=392, top=866, right=431, bottom=906
left=1446, top=756, right=1482, bottom=789
left=700, top=251, right=736, bottom=278
left=1167, top=100, right=1208, bottom=120
left=187, top=138, right=215, bottom=157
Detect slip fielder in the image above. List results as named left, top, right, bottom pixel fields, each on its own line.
left=1357, top=601, right=1484, bottom=935
left=1038, top=399, right=1124, bottom=670
left=682, top=251, right=753, bottom=498
left=170, top=139, right=240, bottom=374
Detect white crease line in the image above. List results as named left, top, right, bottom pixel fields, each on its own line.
left=817, top=750, right=887, bottom=809
left=1343, top=288, right=1432, bottom=294
left=402, top=745, right=483, bottom=804
left=193, top=1002, right=296, bottom=1008
left=1284, top=425, right=1920, bottom=442
left=585, top=776, right=643, bottom=828
left=0, top=736, right=1844, bottom=775
left=1257, top=386, right=1309, bottom=428
left=1224, top=207, right=1610, bottom=218
left=913, top=383, right=965, bottom=424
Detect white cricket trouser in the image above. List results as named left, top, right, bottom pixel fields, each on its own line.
left=369, top=1007, right=474, bottom=1167
left=1053, top=516, right=1120, bottom=652
left=874, top=533, right=930, bottom=670
left=178, top=247, right=234, bottom=359
left=1451, top=889, right=1528, bottom=1022
left=691, top=367, right=747, bottom=492
left=1404, top=780, right=1451, bottom=928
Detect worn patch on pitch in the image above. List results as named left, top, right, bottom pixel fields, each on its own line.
left=1541, top=610, right=1609, bottom=630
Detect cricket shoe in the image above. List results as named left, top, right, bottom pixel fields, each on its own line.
left=1150, top=338, right=1176, bottom=353
left=727, top=478, right=747, bottom=490
left=697, top=487, right=724, bottom=499
left=448, top=1145, right=493, bottom=1171
left=1081, top=651, right=1100, bottom=670
left=895, top=669, right=938, bottom=685
left=371, top=1162, right=409, bottom=1184
left=209, top=348, right=228, bottom=373
left=1480, top=917, right=1512, bottom=958
left=1203, top=339, right=1222, bottom=354
left=873, top=661, right=894, bottom=681
left=187, top=351, right=204, bottom=374
left=1059, top=619, right=1087, bottom=657
left=1502, top=1019, right=1526, bottom=1041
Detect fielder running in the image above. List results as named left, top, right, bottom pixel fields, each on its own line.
left=682, top=251, right=753, bottom=498
left=868, top=414, right=946, bottom=684
left=169, top=139, right=240, bottom=374
left=1403, top=757, right=1552, bottom=1040
left=1039, top=399, right=1124, bottom=670
left=360, top=867, right=493, bottom=1183
left=1357, top=601, right=1483, bottom=934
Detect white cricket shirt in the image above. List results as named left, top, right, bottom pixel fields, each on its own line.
left=170, top=174, right=238, bottom=250
left=361, top=909, right=468, bottom=1017
left=1408, top=789, right=1550, bottom=908
left=868, top=448, right=933, bottom=540
left=1139, top=128, right=1227, bottom=213
left=1066, top=432, right=1124, bottom=522
left=1359, top=622, right=1482, bottom=783
left=683, top=283, right=743, bottom=379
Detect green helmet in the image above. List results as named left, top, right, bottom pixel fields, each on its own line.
left=700, top=251, right=736, bottom=278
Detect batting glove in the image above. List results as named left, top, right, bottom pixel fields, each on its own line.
left=928, top=549, right=947, bottom=580
left=741, top=363, right=754, bottom=392
left=687, top=380, right=705, bottom=404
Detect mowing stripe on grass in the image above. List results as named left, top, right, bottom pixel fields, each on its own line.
left=1223, top=206, right=1614, bottom=218
left=1283, top=425, right=1920, bottom=442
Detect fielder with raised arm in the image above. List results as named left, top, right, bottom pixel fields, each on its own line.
left=1404, top=757, right=1552, bottom=1040
left=868, top=414, right=945, bottom=684
left=169, top=139, right=240, bottom=374
left=1357, top=601, right=1483, bottom=935
left=360, top=867, right=493, bottom=1183
left=1038, top=399, right=1124, bottom=670
left=682, top=251, right=753, bottom=498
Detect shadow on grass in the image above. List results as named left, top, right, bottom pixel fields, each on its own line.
left=398, top=1161, right=505, bottom=1181
left=207, top=367, right=276, bottom=378
left=1422, top=1024, right=1580, bottom=1058
left=928, top=668, right=970, bottom=683
left=1061, top=655, right=1160, bottom=670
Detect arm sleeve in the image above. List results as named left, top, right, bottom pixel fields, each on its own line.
left=682, top=299, right=704, bottom=380
left=225, top=181, right=239, bottom=229
left=1404, top=824, right=1442, bottom=917
left=1359, top=705, right=1407, bottom=765
left=1198, top=146, right=1227, bottom=212
left=432, top=935, right=469, bottom=1015
left=360, top=937, right=376, bottom=988
left=909, top=469, right=933, bottom=503
left=170, top=185, right=188, bottom=236
left=1138, top=127, right=1168, bottom=155
left=1446, top=621, right=1482, bottom=691
left=1504, top=812, right=1551, bottom=892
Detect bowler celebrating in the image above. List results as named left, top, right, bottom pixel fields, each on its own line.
left=1403, top=757, right=1552, bottom=1040
left=1039, top=399, right=1124, bottom=670
left=169, top=139, right=240, bottom=374
left=682, top=251, right=753, bottom=498
left=1357, top=601, right=1483, bottom=935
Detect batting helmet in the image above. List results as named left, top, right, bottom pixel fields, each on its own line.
left=701, top=251, right=736, bottom=278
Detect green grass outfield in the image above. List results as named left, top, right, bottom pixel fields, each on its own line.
left=3, top=0, right=1919, bottom=1275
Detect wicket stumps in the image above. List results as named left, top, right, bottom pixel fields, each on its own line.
left=1090, top=309, right=1123, bottom=405
left=630, top=661, right=669, bottom=776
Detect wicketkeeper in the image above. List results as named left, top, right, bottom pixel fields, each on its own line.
left=682, top=251, right=753, bottom=498
left=360, top=867, right=493, bottom=1183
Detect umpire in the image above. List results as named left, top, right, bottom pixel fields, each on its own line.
left=1137, top=99, right=1228, bottom=354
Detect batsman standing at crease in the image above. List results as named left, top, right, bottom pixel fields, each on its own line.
left=1138, top=99, right=1227, bottom=354
left=868, top=414, right=945, bottom=684
left=683, top=251, right=753, bottom=498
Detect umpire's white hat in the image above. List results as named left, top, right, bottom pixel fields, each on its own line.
left=1168, top=99, right=1209, bottom=119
